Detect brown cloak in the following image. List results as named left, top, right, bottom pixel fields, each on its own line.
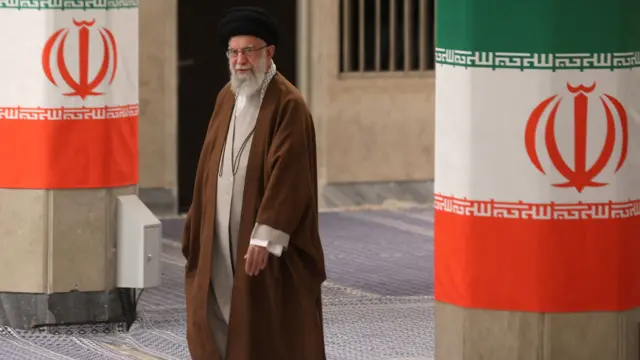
left=181, top=73, right=327, bottom=360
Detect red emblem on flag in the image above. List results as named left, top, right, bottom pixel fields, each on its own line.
left=42, top=19, right=118, bottom=99
left=525, top=82, right=629, bottom=192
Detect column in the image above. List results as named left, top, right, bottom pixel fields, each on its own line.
left=434, top=0, right=640, bottom=359
left=0, top=0, right=139, bottom=329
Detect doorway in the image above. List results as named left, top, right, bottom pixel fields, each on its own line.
left=177, top=1, right=298, bottom=212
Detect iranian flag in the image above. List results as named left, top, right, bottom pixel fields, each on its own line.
left=0, top=0, right=139, bottom=188
left=434, top=0, right=640, bottom=312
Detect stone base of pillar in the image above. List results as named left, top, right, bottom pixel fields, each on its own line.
left=0, top=186, right=138, bottom=331
left=0, top=289, right=130, bottom=331
left=436, top=301, right=640, bottom=360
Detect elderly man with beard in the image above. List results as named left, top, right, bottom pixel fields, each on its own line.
left=180, top=6, right=327, bottom=360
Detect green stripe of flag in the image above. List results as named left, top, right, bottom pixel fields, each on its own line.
left=437, top=0, right=640, bottom=54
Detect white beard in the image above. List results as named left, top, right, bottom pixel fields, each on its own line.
left=229, top=55, right=268, bottom=96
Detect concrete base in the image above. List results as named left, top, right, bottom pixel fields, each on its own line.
left=0, top=290, right=126, bottom=330
left=0, top=186, right=137, bottom=330
left=436, top=301, right=640, bottom=360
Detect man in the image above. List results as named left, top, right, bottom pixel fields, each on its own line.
left=181, top=6, right=327, bottom=360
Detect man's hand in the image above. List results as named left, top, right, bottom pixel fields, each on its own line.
left=244, top=245, right=269, bottom=276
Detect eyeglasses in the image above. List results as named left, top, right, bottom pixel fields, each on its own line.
left=226, top=45, right=268, bottom=59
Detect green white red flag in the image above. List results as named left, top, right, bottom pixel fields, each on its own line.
left=0, top=0, right=138, bottom=188
left=434, top=0, right=640, bottom=312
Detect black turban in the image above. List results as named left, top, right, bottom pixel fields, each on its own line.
left=218, top=6, right=279, bottom=48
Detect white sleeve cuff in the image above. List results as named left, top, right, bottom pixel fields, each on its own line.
left=251, top=223, right=290, bottom=248
left=250, top=238, right=284, bottom=257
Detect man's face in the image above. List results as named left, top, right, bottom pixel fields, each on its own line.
left=227, top=35, right=274, bottom=94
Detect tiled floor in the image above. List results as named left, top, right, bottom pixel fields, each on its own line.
left=0, top=206, right=435, bottom=360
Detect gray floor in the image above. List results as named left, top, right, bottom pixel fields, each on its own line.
left=0, top=206, right=435, bottom=360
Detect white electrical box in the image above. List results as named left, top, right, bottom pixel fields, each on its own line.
left=116, top=195, right=162, bottom=289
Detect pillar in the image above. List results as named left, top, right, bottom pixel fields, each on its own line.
left=0, top=1, right=139, bottom=329
left=434, top=0, right=640, bottom=359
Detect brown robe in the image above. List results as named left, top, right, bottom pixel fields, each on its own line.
left=181, top=72, right=327, bottom=360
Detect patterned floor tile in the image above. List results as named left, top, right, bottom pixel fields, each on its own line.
left=0, top=207, right=435, bottom=360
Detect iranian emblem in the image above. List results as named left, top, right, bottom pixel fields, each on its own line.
left=524, top=82, right=629, bottom=192
left=42, top=19, right=118, bottom=99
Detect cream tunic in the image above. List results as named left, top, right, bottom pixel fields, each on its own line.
left=208, top=62, right=280, bottom=357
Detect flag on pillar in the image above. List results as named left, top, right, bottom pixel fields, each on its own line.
left=0, top=0, right=139, bottom=188
left=434, top=0, right=640, bottom=312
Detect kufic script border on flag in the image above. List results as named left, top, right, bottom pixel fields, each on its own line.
left=0, top=0, right=138, bottom=10
left=0, top=104, right=139, bottom=121
left=434, top=194, right=640, bottom=220
left=435, top=48, right=640, bottom=71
